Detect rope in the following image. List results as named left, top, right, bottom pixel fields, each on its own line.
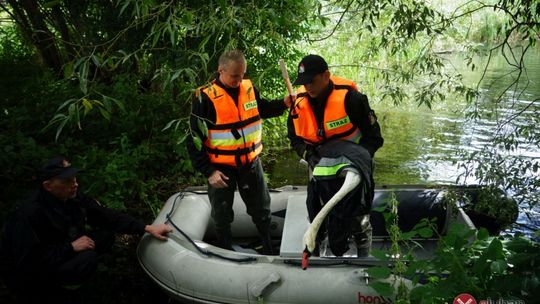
left=164, top=190, right=257, bottom=263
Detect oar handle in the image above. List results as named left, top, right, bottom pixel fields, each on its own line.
left=279, top=59, right=294, bottom=97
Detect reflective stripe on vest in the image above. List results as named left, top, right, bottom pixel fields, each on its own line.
left=202, top=79, right=263, bottom=167
left=312, top=163, right=351, bottom=177
left=312, top=155, right=358, bottom=179
left=291, top=76, right=362, bottom=144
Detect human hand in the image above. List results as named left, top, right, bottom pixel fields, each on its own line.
left=284, top=94, right=296, bottom=108
left=71, top=235, right=95, bottom=252
left=208, top=170, right=229, bottom=188
left=145, top=223, right=173, bottom=241
left=305, top=146, right=321, bottom=168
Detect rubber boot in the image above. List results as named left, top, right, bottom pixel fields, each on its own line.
left=256, top=220, right=274, bottom=255
left=354, top=214, right=372, bottom=258
left=259, top=231, right=274, bottom=255
left=215, top=228, right=233, bottom=251
left=356, top=238, right=371, bottom=257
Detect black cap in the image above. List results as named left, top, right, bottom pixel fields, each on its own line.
left=39, top=157, right=79, bottom=181
left=292, top=54, right=329, bottom=85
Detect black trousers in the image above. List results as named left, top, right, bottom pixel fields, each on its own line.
left=208, top=158, right=271, bottom=249
left=4, top=230, right=115, bottom=303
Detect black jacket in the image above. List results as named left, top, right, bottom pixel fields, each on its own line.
left=0, top=188, right=145, bottom=277
left=187, top=78, right=288, bottom=177
left=314, top=139, right=376, bottom=208
left=287, top=80, right=384, bottom=164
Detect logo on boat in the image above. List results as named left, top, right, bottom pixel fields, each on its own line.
left=357, top=292, right=392, bottom=303
left=454, top=293, right=477, bottom=304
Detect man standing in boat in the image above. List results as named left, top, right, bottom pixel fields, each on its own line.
left=287, top=54, right=383, bottom=257
left=187, top=49, right=292, bottom=254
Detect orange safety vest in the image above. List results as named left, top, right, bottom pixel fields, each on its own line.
left=202, top=79, right=263, bottom=167
left=291, top=76, right=362, bottom=144
left=330, top=75, right=358, bottom=91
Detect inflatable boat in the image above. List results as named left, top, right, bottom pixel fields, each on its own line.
left=137, top=185, right=477, bottom=304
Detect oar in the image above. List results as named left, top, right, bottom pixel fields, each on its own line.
left=302, top=170, right=361, bottom=270
left=279, top=59, right=294, bottom=108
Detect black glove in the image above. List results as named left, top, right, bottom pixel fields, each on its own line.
left=304, top=145, right=321, bottom=168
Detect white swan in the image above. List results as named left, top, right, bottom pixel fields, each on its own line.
left=302, top=170, right=361, bottom=255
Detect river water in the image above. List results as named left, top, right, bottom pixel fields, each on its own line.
left=267, top=47, right=540, bottom=239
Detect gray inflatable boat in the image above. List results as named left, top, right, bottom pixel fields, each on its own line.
left=137, top=185, right=477, bottom=304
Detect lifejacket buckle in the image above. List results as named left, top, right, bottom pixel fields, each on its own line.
left=231, top=128, right=241, bottom=140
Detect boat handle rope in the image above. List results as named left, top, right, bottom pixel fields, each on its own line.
left=165, top=190, right=257, bottom=263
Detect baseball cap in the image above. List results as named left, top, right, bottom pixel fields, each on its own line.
left=292, top=54, right=329, bottom=85
left=38, top=157, right=79, bottom=181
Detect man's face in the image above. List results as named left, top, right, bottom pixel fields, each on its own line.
left=218, top=60, right=246, bottom=88
left=43, top=176, right=78, bottom=201
left=304, top=71, right=330, bottom=98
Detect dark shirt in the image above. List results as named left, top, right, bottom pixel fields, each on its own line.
left=187, top=78, right=288, bottom=177
left=0, top=188, right=145, bottom=276
left=287, top=80, right=384, bottom=159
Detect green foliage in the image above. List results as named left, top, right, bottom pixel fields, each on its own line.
left=367, top=192, right=436, bottom=302
left=43, top=96, right=125, bottom=141
left=473, top=186, right=519, bottom=229
left=369, top=192, right=539, bottom=303
left=0, top=22, right=33, bottom=59
left=408, top=231, right=540, bottom=303
left=311, top=0, right=539, bottom=208
left=441, top=188, right=519, bottom=234
left=75, top=133, right=195, bottom=217
left=0, top=0, right=318, bottom=221
left=2, top=0, right=317, bottom=142
left=263, top=115, right=290, bottom=148
left=0, top=48, right=193, bottom=223
left=310, top=0, right=458, bottom=109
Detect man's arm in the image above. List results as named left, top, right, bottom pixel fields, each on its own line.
left=81, top=196, right=171, bottom=239
left=345, top=90, right=384, bottom=157
left=254, top=87, right=289, bottom=119
left=81, top=195, right=146, bottom=234
left=186, top=90, right=230, bottom=188
left=186, top=91, right=217, bottom=178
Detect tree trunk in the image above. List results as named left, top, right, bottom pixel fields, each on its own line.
left=3, top=1, right=35, bottom=49
left=51, top=6, right=75, bottom=62
left=7, top=0, right=63, bottom=74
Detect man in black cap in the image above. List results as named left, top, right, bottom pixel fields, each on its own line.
left=287, top=54, right=383, bottom=257
left=0, top=156, right=172, bottom=303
